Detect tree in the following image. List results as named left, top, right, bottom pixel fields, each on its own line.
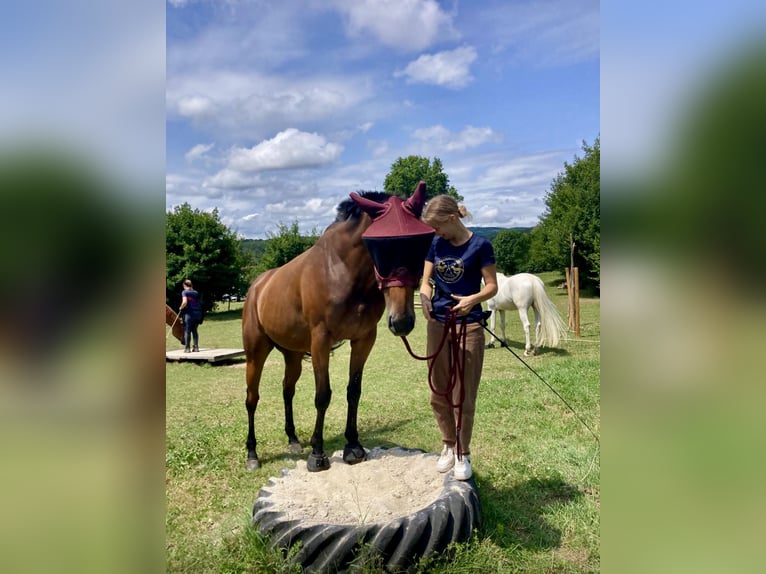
left=166, top=203, right=245, bottom=312
left=530, top=138, right=600, bottom=291
left=252, top=221, right=319, bottom=279
left=492, top=229, right=532, bottom=274
left=384, top=156, right=462, bottom=201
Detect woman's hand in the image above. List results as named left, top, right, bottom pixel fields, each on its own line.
left=449, top=294, right=476, bottom=316
left=419, top=292, right=434, bottom=322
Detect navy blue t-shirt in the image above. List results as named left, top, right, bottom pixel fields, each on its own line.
left=182, top=289, right=203, bottom=319
left=426, top=233, right=495, bottom=323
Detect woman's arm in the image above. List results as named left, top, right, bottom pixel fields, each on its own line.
left=419, top=260, right=435, bottom=321
left=449, top=264, right=498, bottom=316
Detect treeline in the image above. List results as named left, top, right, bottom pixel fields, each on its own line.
left=167, top=138, right=599, bottom=308
left=240, top=226, right=531, bottom=256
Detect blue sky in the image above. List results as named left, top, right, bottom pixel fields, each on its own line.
left=166, top=0, right=600, bottom=239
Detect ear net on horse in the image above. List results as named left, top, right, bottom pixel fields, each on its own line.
left=350, top=182, right=434, bottom=288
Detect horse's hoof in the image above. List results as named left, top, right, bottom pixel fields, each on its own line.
left=288, top=440, right=303, bottom=454
left=307, top=453, right=330, bottom=472
left=343, top=444, right=367, bottom=465
left=485, top=343, right=495, bottom=349
left=246, top=458, right=260, bottom=471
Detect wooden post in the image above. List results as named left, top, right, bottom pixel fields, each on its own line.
left=573, top=266, right=581, bottom=337
left=568, top=233, right=577, bottom=332
left=565, top=266, right=574, bottom=329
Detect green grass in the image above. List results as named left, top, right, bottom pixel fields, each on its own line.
left=166, top=271, right=600, bottom=573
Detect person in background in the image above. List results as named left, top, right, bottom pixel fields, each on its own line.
left=419, top=195, right=498, bottom=481
left=179, top=279, right=203, bottom=352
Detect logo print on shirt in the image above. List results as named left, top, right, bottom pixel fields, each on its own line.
left=436, top=257, right=464, bottom=283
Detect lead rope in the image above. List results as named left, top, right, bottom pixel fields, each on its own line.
left=401, top=309, right=469, bottom=460
left=166, top=310, right=182, bottom=339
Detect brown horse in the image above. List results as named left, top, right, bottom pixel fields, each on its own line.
left=166, top=304, right=184, bottom=344
left=242, top=182, right=434, bottom=471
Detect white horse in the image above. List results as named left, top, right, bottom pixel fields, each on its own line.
left=486, top=273, right=567, bottom=356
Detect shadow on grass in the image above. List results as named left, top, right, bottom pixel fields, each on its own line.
left=485, top=338, right=570, bottom=358
left=477, top=476, right=583, bottom=551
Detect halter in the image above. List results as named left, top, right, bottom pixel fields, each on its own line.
left=400, top=309, right=469, bottom=460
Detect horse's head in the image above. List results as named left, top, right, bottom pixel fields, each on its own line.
left=350, top=181, right=434, bottom=336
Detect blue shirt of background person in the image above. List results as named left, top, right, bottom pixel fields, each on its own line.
left=179, top=278, right=203, bottom=352
left=426, top=234, right=496, bottom=323
left=181, top=287, right=202, bottom=320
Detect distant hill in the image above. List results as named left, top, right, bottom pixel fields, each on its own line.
left=241, top=238, right=267, bottom=257
left=469, top=226, right=533, bottom=242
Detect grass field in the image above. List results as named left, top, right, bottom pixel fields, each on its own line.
left=166, top=271, right=600, bottom=573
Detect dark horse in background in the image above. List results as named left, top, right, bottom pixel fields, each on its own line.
left=166, top=304, right=185, bottom=344
left=242, top=182, right=434, bottom=471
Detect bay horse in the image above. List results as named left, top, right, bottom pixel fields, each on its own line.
left=242, top=182, right=434, bottom=472
left=486, top=272, right=567, bottom=356
left=165, top=304, right=184, bottom=344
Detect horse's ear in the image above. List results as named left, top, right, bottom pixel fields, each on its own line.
left=404, top=181, right=427, bottom=217
left=350, top=192, right=387, bottom=219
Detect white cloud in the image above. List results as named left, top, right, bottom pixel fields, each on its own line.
left=476, top=206, right=500, bottom=221
left=260, top=196, right=338, bottom=228
left=184, top=142, right=215, bottom=162
left=226, top=128, right=343, bottom=172
left=177, top=95, right=215, bottom=117
left=166, top=71, right=373, bottom=137
left=367, top=139, right=389, bottom=158
left=202, top=129, right=344, bottom=191
left=204, top=169, right=261, bottom=190
left=480, top=0, right=599, bottom=67
left=397, top=46, right=477, bottom=88
left=412, top=124, right=501, bottom=151
left=333, top=0, right=458, bottom=52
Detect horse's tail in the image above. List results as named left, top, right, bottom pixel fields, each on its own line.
left=531, top=278, right=567, bottom=348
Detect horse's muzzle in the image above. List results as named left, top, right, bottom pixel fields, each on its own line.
left=388, top=313, right=415, bottom=336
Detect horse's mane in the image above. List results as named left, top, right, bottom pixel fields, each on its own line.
left=335, top=191, right=391, bottom=224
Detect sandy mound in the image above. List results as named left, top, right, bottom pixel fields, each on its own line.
left=257, top=447, right=446, bottom=525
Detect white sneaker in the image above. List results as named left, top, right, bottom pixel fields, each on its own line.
left=453, top=454, right=472, bottom=480
left=436, top=445, right=455, bottom=473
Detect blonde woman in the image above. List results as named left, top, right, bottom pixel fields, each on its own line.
left=419, top=195, right=498, bottom=480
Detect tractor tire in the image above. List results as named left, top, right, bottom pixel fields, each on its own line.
left=251, top=447, right=481, bottom=572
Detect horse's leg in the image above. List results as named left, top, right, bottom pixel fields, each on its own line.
left=499, top=309, right=507, bottom=346
left=245, top=340, right=273, bottom=470
left=518, top=306, right=533, bottom=356
left=342, top=332, right=376, bottom=465
left=487, top=308, right=497, bottom=348
left=532, top=306, right=542, bottom=355
left=307, top=330, right=332, bottom=472
left=281, top=350, right=304, bottom=453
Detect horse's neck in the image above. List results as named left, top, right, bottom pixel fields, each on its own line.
left=322, top=219, right=376, bottom=284
left=325, top=218, right=370, bottom=258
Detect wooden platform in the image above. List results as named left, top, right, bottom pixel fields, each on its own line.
left=166, top=348, right=245, bottom=364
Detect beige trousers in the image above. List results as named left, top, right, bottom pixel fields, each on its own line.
left=426, top=320, right=485, bottom=455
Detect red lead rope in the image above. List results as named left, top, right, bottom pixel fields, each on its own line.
left=400, top=309, right=468, bottom=460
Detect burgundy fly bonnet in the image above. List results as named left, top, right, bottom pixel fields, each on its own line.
left=350, top=181, right=434, bottom=289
